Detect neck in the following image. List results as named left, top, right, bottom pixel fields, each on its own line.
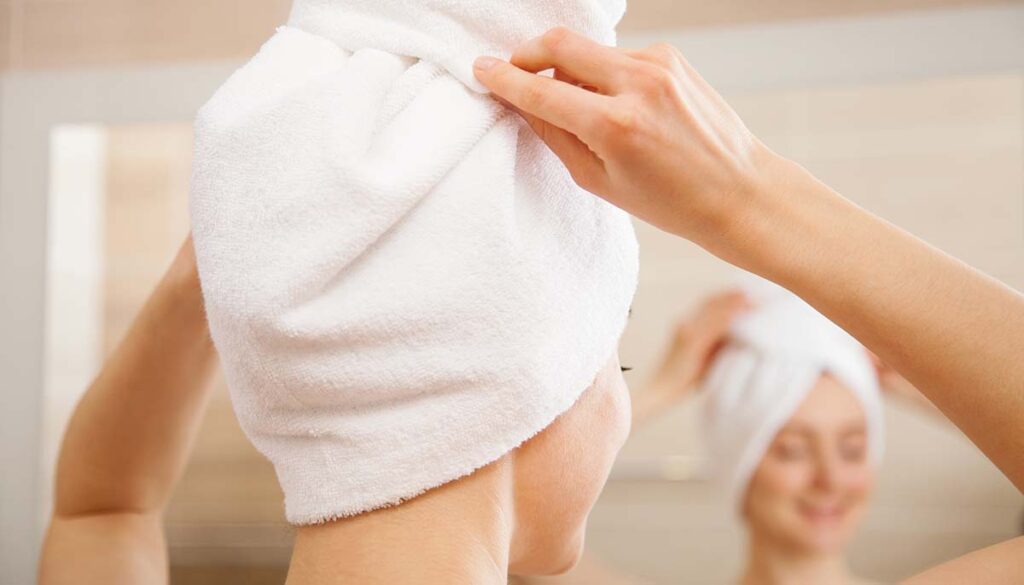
left=739, top=530, right=851, bottom=585
left=285, top=457, right=515, bottom=585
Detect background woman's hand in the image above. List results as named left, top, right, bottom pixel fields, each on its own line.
left=631, top=290, right=750, bottom=428
left=473, top=28, right=779, bottom=252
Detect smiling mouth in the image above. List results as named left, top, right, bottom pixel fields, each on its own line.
left=798, top=502, right=846, bottom=524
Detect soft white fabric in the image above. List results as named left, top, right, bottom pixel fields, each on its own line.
left=287, top=0, right=626, bottom=94
left=190, top=0, right=638, bottom=525
left=700, top=276, right=884, bottom=511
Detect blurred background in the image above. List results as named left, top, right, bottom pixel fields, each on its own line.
left=1, top=1, right=1022, bottom=583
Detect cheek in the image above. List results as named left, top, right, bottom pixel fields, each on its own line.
left=756, top=460, right=815, bottom=502
left=572, top=371, right=631, bottom=505
left=509, top=366, right=630, bottom=575
left=839, top=464, right=876, bottom=506
left=744, top=459, right=815, bottom=533
left=606, top=372, right=633, bottom=452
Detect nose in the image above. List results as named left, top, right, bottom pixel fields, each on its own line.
left=812, top=447, right=841, bottom=491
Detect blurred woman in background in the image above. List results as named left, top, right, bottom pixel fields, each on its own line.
left=632, top=283, right=957, bottom=585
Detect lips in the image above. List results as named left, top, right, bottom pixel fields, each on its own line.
left=798, top=501, right=846, bottom=525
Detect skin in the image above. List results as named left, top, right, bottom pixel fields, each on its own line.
left=473, top=28, right=1024, bottom=581
left=38, top=237, right=218, bottom=585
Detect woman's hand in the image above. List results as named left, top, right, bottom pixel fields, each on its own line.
left=631, top=290, right=750, bottom=428
left=473, top=28, right=780, bottom=254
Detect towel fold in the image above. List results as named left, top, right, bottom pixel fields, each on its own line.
left=287, top=0, right=626, bottom=93
left=700, top=276, right=884, bottom=511
left=190, top=0, right=638, bottom=525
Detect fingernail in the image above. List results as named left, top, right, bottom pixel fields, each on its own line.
left=474, top=56, right=501, bottom=71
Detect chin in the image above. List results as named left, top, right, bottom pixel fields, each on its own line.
left=798, top=531, right=848, bottom=555
left=786, top=522, right=854, bottom=556
left=548, top=532, right=587, bottom=576
left=511, top=525, right=586, bottom=577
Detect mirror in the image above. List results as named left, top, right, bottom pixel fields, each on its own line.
left=3, top=2, right=1022, bottom=583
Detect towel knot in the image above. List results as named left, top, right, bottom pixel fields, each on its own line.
left=287, top=0, right=626, bottom=92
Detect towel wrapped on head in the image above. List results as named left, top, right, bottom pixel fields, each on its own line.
left=189, top=0, right=638, bottom=525
left=700, top=276, right=884, bottom=511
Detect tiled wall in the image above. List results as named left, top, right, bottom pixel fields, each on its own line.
left=0, top=0, right=289, bottom=70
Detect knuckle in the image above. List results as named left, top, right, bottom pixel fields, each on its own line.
left=601, top=102, right=640, bottom=137
left=647, top=42, right=680, bottom=67
left=567, top=167, right=593, bottom=191
left=542, top=26, right=573, bottom=52
left=637, top=63, right=679, bottom=98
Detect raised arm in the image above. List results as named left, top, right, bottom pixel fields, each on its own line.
left=631, top=291, right=749, bottom=428
left=473, top=28, right=1024, bottom=581
left=473, top=26, right=1024, bottom=493
left=39, top=237, right=218, bottom=585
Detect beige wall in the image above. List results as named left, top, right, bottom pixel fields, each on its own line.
left=0, top=0, right=1019, bottom=71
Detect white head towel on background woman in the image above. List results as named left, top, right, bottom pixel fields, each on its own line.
left=189, top=0, right=638, bottom=525
left=701, top=275, right=884, bottom=511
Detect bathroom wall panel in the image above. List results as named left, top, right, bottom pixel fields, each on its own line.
left=1, top=0, right=1016, bottom=71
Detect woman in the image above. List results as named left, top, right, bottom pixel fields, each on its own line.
left=190, top=0, right=639, bottom=582
left=635, top=285, right=885, bottom=585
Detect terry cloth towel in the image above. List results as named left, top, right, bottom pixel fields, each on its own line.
left=189, top=0, right=638, bottom=525
left=700, top=275, right=884, bottom=512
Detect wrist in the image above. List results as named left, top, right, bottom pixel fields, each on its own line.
left=709, top=148, right=849, bottom=290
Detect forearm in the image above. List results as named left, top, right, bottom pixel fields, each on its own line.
left=733, top=154, right=1024, bottom=490
left=901, top=536, right=1024, bottom=584
left=40, top=513, right=167, bottom=585
left=53, top=243, right=218, bottom=516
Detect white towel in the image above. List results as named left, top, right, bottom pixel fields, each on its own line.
left=189, top=0, right=638, bottom=525
left=700, top=276, right=884, bottom=511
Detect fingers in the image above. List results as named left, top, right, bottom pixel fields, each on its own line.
left=509, top=27, right=639, bottom=94
left=473, top=54, right=611, bottom=143
left=682, top=290, right=750, bottom=345
left=705, top=290, right=753, bottom=317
